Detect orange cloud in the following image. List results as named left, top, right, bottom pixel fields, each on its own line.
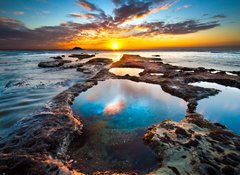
left=70, top=13, right=96, bottom=18
left=77, top=0, right=101, bottom=12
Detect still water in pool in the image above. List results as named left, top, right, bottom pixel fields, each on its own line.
left=190, top=82, right=240, bottom=134
left=70, top=79, right=187, bottom=173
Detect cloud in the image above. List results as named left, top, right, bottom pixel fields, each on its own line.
left=113, top=1, right=152, bottom=23
left=14, top=11, right=25, bottom=15
left=113, top=0, right=178, bottom=24
left=112, top=0, right=124, bottom=6
left=135, top=20, right=220, bottom=36
left=77, top=0, right=101, bottom=12
left=159, top=1, right=177, bottom=10
left=174, top=4, right=192, bottom=12
left=41, top=10, right=50, bottom=14
left=0, top=0, right=223, bottom=49
left=0, top=17, right=75, bottom=49
left=212, top=14, right=226, bottom=19
left=0, top=16, right=221, bottom=49
left=70, top=13, right=97, bottom=18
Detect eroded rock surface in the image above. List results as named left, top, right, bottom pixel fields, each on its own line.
left=144, top=113, right=240, bottom=175
left=77, top=58, right=113, bottom=74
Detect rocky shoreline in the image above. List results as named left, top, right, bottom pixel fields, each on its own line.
left=0, top=54, right=240, bottom=174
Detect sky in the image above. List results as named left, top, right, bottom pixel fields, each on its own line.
left=0, top=0, right=240, bottom=50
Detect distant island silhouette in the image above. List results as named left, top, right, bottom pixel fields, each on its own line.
left=72, top=47, right=83, bottom=50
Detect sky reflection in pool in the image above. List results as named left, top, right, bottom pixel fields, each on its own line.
left=109, top=68, right=144, bottom=77
left=190, top=82, right=240, bottom=134
left=71, top=79, right=187, bottom=173
left=72, top=79, right=187, bottom=130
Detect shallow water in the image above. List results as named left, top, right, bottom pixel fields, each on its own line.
left=109, top=68, right=144, bottom=77
left=190, top=82, right=240, bottom=134
left=0, top=51, right=88, bottom=136
left=71, top=79, right=187, bottom=173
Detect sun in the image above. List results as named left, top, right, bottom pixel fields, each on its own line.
left=108, top=40, right=122, bottom=50
left=112, top=42, right=119, bottom=50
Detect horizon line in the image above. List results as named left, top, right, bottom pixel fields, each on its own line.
left=1, top=45, right=240, bottom=51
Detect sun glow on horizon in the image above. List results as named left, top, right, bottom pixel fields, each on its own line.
left=110, top=41, right=122, bottom=50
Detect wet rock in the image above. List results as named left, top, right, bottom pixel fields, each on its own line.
left=38, top=60, right=71, bottom=68
left=196, top=67, right=206, bottom=72
left=143, top=113, right=240, bottom=175
left=69, top=54, right=95, bottom=59
left=51, top=56, right=62, bottom=60
left=5, top=80, right=29, bottom=88
left=187, top=99, right=198, bottom=113
left=77, top=58, right=113, bottom=74
left=214, top=122, right=227, bottom=129
left=222, top=166, right=236, bottom=175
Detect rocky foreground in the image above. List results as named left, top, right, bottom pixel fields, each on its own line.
left=0, top=54, right=240, bottom=175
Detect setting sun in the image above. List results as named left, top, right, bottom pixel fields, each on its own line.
left=111, top=41, right=120, bottom=50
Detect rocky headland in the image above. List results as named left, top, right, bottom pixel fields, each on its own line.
left=0, top=54, right=240, bottom=175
